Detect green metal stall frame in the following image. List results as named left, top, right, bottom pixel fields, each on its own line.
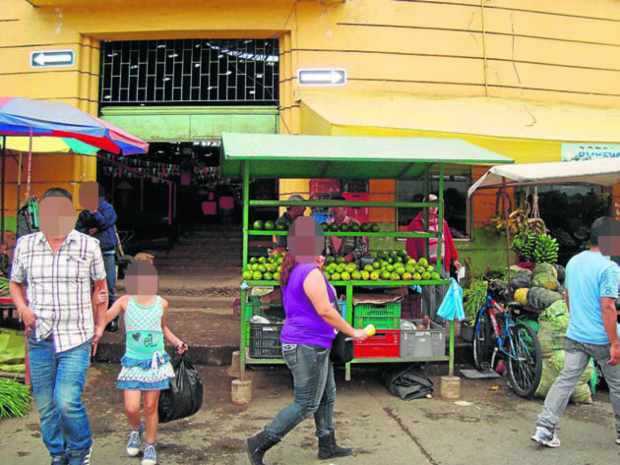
left=221, top=132, right=512, bottom=381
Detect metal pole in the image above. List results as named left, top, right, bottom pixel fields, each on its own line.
left=1, top=136, right=5, bottom=244
left=240, top=162, right=250, bottom=379
left=437, top=164, right=444, bottom=275
left=26, top=128, right=33, bottom=200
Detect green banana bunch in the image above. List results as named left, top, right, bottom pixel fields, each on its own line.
left=533, top=233, right=559, bottom=264
left=511, top=231, right=537, bottom=261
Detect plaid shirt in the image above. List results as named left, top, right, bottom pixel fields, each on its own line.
left=10, top=230, right=106, bottom=353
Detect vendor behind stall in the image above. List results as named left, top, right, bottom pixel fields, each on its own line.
left=324, top=196, right=368, bottom=263
left=405, top=194, right=460, bottom=274
left=272, top=194, right=307, bottom=253
left=406, top=194, right=461, bottom=320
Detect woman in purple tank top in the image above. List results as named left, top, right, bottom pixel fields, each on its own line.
left=247, top=217, right=368, bottom=465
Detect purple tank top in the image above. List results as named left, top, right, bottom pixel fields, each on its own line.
left=280, top=263, right=337, bottom=349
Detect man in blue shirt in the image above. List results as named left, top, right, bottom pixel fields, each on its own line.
left=77, top=183, right=119, bottom=332
left=532, top=217, right=620, bottom=448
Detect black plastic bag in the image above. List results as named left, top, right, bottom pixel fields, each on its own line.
left=330, top=332, right=353, bottom=365
left=383, top=366, right=433, bottom=401
left=158, top=355, right=203, bottom=423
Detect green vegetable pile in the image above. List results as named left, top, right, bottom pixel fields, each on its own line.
left=463, top=280, right=488, bottom=325
left=0, top=379, right=31, bottom=418
left=0, top=276, right=9, bottom=297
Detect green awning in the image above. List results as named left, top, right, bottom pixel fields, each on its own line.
left=221, top=132, right=513, bottom=179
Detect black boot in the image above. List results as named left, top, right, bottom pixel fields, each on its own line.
left=247, top=431, right=279, bottom=465
left=318, top=431, right=353, bottom=460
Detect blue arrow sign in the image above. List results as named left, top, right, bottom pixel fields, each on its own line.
left=31, top=50, right=75, bottom=68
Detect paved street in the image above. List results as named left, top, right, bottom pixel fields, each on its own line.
left=1, top=364, right=618, bottom=465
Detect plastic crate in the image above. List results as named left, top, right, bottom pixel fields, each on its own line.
left=353, top=302, right=401, bottom=329
left=353, top=330, right=400, bottom=358
left=400, top=320, right=446, bottom=359
left=249, top=322, right=284, bottom=359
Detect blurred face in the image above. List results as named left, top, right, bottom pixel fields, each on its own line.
left=331, top=206, right=347, bottom=223
left=288, top=206, right=305, bottom=220
left=39, top=196, right=75, bottom=239
left=79, top=182, right=99, bottom=211
left=288, top=216, right=324, bottom=265
left=125, top=267, right=159, bottom=295
left=599, top=218, right=620, bottom=258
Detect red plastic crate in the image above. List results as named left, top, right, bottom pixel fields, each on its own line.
left=353, top=330, right=401, bottom=358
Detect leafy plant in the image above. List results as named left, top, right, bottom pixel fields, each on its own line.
left=463, top=280, right=488, bottom=325
left=0, top=379, right=31, bottom=419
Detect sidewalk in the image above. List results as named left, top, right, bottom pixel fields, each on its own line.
left=1, top=364, right=618, bottom=465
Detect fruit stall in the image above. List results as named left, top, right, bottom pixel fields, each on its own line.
left=221, top=132, right=512, bottom=380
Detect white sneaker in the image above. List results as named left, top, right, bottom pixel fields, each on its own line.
left=141, top=444, right=157, bottom=465
left=126, top=429, right=142, bottom=457
left=531, top=427, right=561, bottom=448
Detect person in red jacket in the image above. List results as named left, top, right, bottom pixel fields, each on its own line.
left=406, top=194, right=461, bottom=320
left=406, top=194, right=461, bottom=274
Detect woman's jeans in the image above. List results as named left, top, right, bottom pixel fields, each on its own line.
left=28, top=336, right=92, bottom=463
left=102, top=250, right=116, bottom=307
left=264, top=344, right=336, bottom=441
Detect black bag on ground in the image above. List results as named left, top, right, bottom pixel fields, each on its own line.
left=158, top=355, right=203, bottom=423
left=383, top=366, right=434, bottom=400
left=330, top=332, right=353, bottom=365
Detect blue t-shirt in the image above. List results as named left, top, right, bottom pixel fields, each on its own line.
left=565, top=250, right=620, bottom=345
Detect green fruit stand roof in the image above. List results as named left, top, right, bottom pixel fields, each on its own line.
left=221, top=132, right=512, bottom=179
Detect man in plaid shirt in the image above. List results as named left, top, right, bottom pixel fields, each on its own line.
left=10, top=188, right=108, bottom=465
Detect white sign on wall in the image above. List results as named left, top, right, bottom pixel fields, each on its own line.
left=30, top=50, right=75, bottom=68
left=561, top=143, right=620, bottom=161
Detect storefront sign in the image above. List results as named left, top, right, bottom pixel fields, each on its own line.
left=561, top=143, right=620, bottom=161
left=298, top=68, right=347, bottom=86
left=30, top=50, right=75, bottom=68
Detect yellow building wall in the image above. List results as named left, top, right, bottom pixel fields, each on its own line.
left=2, top=0, right=620, bottom=223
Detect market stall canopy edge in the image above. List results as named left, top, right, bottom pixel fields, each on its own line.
left=468, top=158, right=620, bottom=198
left=221, top=132, right=512, bottom=179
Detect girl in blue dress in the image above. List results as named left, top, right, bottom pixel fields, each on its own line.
left=99, top=260, right=187, bottom=465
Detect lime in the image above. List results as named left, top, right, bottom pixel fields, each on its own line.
left=249, top=257, right=257, bottom=264
left=273, top=272, right=281, bottom=281
left=326, top=256, right=336, bottom=264
left=407, top=258, right=417, bottom=267
left=364, top=264, right=374, bottom=273
left=336, top=256, right=346, bottom=263
left=263, top=272, right=273, bottom=281
left=337, top=264, right=346, bottom=273
left=427, top=266, right=434, bottom=273
left=257, top=264, right=266, bottom=273
left=264, top=220, right=275, bottom=230
left=252, top=271, right=263, bottom=280
left=346, top=263, right=357, bottom=273
left=331, top=272, right=341, bottom=281
left=341, top=272, right=351, bottom=281
left=351, top=271, right=362, bottom=280
left=372, top=261, right=381, bottom=270
left=258, top=257, right=266, bottom=264
left=386, top=264, right=394, bottom=273
left=406, top=264, right=416, bottom=273
left=370, top=271, right=380, bottom=281
left=361, top=271, right=370, bottom=280
left=402, top=272, right=413, bottom=281
left=431, top=272, right=441, bottom=280
left=418, top=257, right=429, bottom=267
left=253, top=220, right=264, bottom=230
left=381, top=271, right=391, bottom=280
left=413, top=273, right=422, bottom=281
left=242, top=271, right=253, bottom=280
left=390, top=272, right=401, bottom=281
left=422, top=272, right=431, bottom=280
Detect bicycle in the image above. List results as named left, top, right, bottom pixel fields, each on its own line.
left=473, top=292, right=543, bottom=398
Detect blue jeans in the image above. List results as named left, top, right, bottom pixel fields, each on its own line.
left=102, top=250, right=116, bottom=307
left=264, top=344, right=336, bottom=441
left=28, top=337, right=92, bottom=463
left=537, top=338, right=620, bottom=434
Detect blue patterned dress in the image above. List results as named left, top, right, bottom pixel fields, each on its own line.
left=116, top=296, right=175, bottom=391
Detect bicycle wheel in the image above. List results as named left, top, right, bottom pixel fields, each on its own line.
left=507, top=322, right=542, bottom=398
left=473, top=309, right=494, bottom=370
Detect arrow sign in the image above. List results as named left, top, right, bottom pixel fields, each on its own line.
left=298, top=68, right=347, bottom=86
left=30, top=50, right=75, bottom=68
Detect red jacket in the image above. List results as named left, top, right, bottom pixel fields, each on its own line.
left=405, top=213, right=459, bottom=273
